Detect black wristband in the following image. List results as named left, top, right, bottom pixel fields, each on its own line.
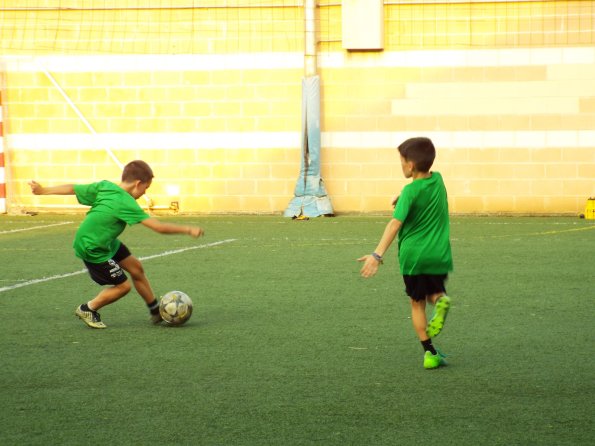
left=371, top=252, right=383, bottom=264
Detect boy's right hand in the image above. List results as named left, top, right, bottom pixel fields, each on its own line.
left=357, top=255, right=380, bottom=278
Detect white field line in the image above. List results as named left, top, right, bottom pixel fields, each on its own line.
left=0, top=221, right=74, bottom=234
left=0, top=238, right=236, bottom=293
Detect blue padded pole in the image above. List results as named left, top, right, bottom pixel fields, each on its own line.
left=284, top=75, right=333, bottom=217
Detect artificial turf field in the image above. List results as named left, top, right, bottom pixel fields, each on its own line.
left=0, top=214, right=593, bottom=446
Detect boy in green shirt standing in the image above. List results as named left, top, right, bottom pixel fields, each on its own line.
left=358, top=137, right=452, bottom=369
left=30, top=160, right=204, bottom=329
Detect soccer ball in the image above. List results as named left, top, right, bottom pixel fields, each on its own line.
left=159, top=291, right=193, bottom=326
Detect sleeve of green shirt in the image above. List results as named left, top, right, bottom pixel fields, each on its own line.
left=393, top=185, right=412, bottom=223
left=73, top=182, right=100, bottom=206
left=119, top=194, right=150, bottom=226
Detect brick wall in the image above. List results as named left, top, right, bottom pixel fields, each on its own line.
left=1, top=1, right=593, bottom=215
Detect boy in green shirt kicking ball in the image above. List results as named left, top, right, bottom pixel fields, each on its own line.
left=30, top=160, right=204, bottom=329
left=358, top=137, right=452, bottom=369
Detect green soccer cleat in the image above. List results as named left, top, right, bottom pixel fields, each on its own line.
left=75, top=305, right=107, bottom=329
left=426, top=295, right=451, bottom=338
left=423, top=350, right=447, bottom=370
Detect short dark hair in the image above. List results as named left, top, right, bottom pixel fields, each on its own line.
left=121, top=160, right=154, bottom=183
left=398, top=137, right=435, bottom=172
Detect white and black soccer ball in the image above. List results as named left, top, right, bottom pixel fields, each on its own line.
left=159, top=291, right=193, bottom=326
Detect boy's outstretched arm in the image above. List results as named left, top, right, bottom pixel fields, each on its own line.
left=358, top=218, right=401, bottom=278
left=29, top=181, right=75, bottom=195
left=141, top=217, right=204, bottom=238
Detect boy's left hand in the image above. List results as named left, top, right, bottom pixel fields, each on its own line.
left=188, top=227, right=205, bottom=238
left=29, top=181, right=43, bottom=195
left=357, top=255, right=380, bottom=278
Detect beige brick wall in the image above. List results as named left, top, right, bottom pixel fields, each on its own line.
left=1, top=1, right=594, bottom=215
left=317, top=56, right=595, bottom=213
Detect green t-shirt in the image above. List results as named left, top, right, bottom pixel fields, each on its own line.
left=392, top=171, right=453, bottom=275
left=73, top=180, right=149, bottom=263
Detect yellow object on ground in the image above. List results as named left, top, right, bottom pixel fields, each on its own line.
left=584, top=198, right=595, bottom=220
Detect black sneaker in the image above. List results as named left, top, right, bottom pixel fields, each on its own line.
left=150, top=311, right=163, bottom=324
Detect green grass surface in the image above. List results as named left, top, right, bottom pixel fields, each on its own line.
left=1, top=215, right=593, bottom=445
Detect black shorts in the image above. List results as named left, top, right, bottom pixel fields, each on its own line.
left=403, top=274, right=448, bottom=302
left=83, top=243, right=131, bottom=286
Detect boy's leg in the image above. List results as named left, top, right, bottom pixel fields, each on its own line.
left=76, top=255, right=132, bottom=329
left=76, top=281, right=131, bottom=329
left=88, top=281, right=132, bottom=310
left=410, top=298, right=446, bottom=369
left=119, top=255, right=162, bottom=323
left=410, top=298, right=428, bottom=341
left=119, top=255, right=154, bottom=304
left=426, top=292, right=451, bottom=338
left=405, top=275, right=448, bottom=369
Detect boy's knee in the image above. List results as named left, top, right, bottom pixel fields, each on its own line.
left=117, top=280, right=132, bottom=295
left=122, top=260, right=145, bottom=280
left=129, top=267, right=146, bottom=281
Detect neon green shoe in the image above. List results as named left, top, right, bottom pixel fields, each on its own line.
left=423, top=350, right=447, bottom=370
left=426, top=295, right=451, bottom=338
left=75, top=305, right=107, bottom=329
